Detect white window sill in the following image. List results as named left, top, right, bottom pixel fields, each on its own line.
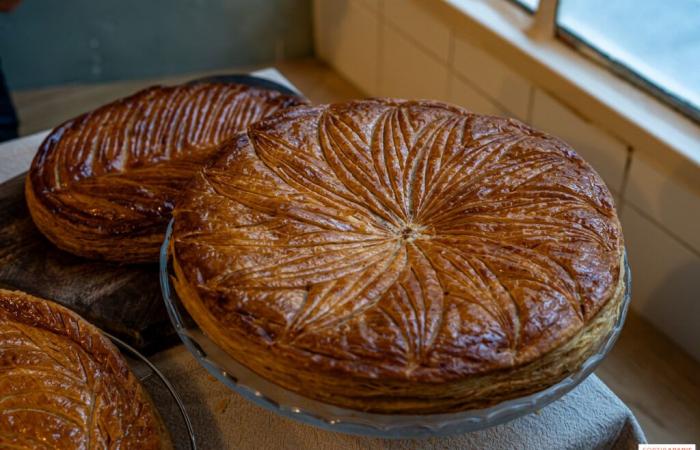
left=437, top=0, right=700, bottom=177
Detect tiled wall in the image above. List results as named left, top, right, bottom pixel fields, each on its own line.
left=314, top=0, right=700, bottom=361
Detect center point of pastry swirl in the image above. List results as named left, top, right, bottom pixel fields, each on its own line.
left=398, top=224, right=423, bottom=242
left=173, top=99, right=622, bottom=379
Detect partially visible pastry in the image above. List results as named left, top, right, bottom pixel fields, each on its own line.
left=0, top=289, right=172, bottom=449
left=26, top=81, right=305, bottom=262
left=171, top=99, right=625, bottom=414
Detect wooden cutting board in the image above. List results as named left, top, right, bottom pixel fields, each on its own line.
left=0, top=73, right=301, bottom=354
left=0, top=173, right=174, bottom=353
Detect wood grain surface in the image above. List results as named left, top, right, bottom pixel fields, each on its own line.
left=0, top=173, right=175, bottom=353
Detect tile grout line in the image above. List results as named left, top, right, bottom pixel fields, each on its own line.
left=340, top=4, right=523, bottom=118
left=540, top=88, right=633, bottom=150
left=624, top=201, right=700, bottom=259
left=376, top=0, right=384, bottom=96
left=526, top=84, right=536, bottom=123
left=339, top=1, right=528, bottom=120
left=446, top=26, right=456, bottom=100
left=451, top=70, right=517, bottom=118
left=618, top=144, right=634, bottom=203
left=382, top=14, right=448, bottom=70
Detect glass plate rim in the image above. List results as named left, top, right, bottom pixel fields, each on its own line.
left=160, top=219, right=631, bottom=438
left=109, top=331, right=198, bottom=449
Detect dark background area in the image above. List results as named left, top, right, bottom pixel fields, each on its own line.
left=0, top=0, right=313, bottom=90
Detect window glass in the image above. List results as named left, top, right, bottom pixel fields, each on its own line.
left=558, top=0, right=700, bottom=118
left=510, top=0, right=539, bottom=12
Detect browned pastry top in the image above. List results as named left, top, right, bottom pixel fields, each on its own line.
left=0, top=289, right=170, bottom=449
left=27, top=82, right=304, bottom=261
left=172, top=99, right=623, bottom=383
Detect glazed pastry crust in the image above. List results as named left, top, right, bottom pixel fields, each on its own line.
left=0, top=289, right=172, bottom=449
left=171, top=99, right=625, bottom=413
left=26, top=82, right=305, bottom=262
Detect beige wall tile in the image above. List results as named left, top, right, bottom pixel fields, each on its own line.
left=379, top=25, right=450, bottom=101
left=383, top=0, right=451, bottom=63
left=621, top=205, right=700, bottom=361
left=625, top=153, right=700, bottom=253
left=449, top=74, right=508, bottom=117
left=531, top=89, right=629, bottom=194
left=453, top=35, right=531, bottom=118
left=356, top=0, right=380, bottom=12
left=314, top=0, right=380, bottom=95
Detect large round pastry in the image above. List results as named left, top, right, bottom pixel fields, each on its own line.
left=0, top=289, right=172, bottom=449
left=170, top=99, right=625, bottom=414
left=26, top=81, right=305, bottom=262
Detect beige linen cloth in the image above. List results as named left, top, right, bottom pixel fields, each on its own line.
left=0, top=69, right=646, bottom=450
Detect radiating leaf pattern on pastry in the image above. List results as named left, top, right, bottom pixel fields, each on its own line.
left=32, top=83, right=302, bottom=225
left=173, top=99, right=623, bottom=377
left=0, top=290, right=167, bottom=449
left=27, top=82, right=304, bottom=261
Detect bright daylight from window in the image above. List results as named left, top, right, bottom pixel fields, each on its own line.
left=513, top=0, right=539, bottom=11
left=558, top=0, right=700, bottom=119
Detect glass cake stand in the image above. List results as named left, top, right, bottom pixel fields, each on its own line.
left=160, top=220, right=631, bottom=438
left=109, top=332, right=197, bottom=449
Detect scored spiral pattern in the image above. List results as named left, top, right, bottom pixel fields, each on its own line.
left=27, top=82, right=305, bottom=262
left=0, top=290, right=169, bottom=449
left=172, top=99, right=623, bottom=384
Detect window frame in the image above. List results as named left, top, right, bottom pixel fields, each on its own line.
left=507, top=0, right=700, bottom=124
left=506, top=0, right=538, bottom=14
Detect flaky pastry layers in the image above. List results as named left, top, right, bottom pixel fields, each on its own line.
left=0, top=289, right=172, bottom=449
left=26, top=82, right=305, bottom=262
left=171, top=99, right=625, bottom=414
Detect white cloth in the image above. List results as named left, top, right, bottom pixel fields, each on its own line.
left=149, top=345, right=646, bottom=450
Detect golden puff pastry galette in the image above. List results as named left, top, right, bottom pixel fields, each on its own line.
left=0, top=289, right=172, bottom=449
left=27, top=81, right=305, bottom=262
left=170, top=99, right=626, bottom=414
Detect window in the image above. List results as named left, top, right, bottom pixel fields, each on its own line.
left=511, top=0, right=539, bottom=12
left=506, top=0, right=700, bottom=123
